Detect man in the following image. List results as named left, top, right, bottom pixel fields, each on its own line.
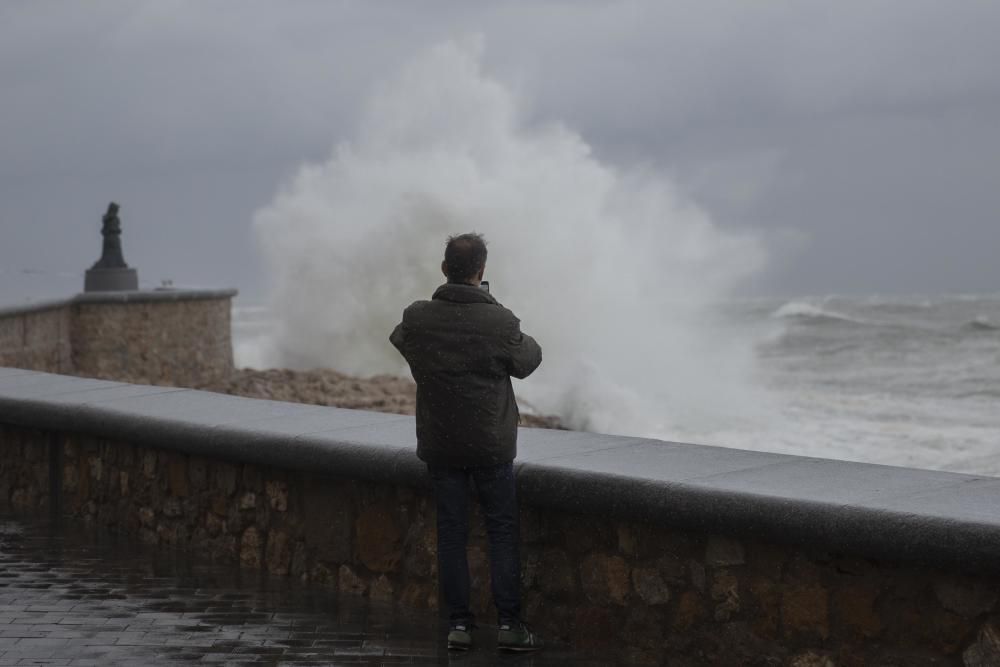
left=390, top=233, right=543, bottom=653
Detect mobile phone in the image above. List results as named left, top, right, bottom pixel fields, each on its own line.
left=480, top=280, right=490, bottom=293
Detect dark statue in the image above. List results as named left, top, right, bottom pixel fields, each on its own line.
left=92, top=202, right=129, bottom=269
left=84, top=201, right=139, bottom=292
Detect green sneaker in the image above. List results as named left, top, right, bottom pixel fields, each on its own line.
left=447, top=623, right=473, bottom=651
left=497, top=621, right=544, bottom=652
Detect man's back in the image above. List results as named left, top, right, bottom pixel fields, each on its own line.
left=391, top=233, right=545, bottom=653
left=390, top=282, right=541, bottom=467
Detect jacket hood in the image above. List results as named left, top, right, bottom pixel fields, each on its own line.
left=432, top=283, right=499, bottom=306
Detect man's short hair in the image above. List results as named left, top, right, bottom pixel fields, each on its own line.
left=444, top=233, right=488, bottom=282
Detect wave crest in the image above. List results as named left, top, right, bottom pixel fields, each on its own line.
left=771, top=301, right=869, bottom=327
left=965, top=316, right=999, bottom=331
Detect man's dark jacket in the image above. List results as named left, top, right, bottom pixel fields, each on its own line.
left=390, top=283, right=542, bottom=467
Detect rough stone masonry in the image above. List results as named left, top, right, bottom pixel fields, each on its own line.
left=0, top=290, right=235, bottom=387
left=3, top=420, right=1000, bottom=666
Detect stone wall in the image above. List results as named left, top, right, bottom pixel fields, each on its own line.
left=0, top=301, right=73, bottom=374
left=71, top=294, right=233, bottom=386
left=0, top=290, right=235, bottom=387
left=3, top=422, right=999, bottom=666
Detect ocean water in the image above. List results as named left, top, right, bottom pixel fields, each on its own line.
left=704, top=294, right=1000, bottom=475
left=236, top=41, right=999, bottom=478
left=233, top=294, right=1000, bottom=477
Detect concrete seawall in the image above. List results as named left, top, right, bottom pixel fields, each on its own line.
left=1, top=367, right=998, bottom=665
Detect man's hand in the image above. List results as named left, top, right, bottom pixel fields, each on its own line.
left=505, top=318, right=542, bottom=379
left=390, top=322, right=406, bottom=356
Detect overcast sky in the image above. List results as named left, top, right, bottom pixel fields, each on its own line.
left=2, top=0, right=999, bottom=305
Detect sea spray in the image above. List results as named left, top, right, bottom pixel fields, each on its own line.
left=253, top=39, right=767, bottom=437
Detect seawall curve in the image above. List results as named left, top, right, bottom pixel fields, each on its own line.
left=2, top=366, right=1000, bottom=663
left=1, top=366, right=997, bottom=573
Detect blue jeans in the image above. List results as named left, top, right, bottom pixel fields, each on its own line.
left=427, top=462, right=521, bottom=626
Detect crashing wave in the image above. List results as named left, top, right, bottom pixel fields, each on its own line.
left=771, top=301, right=870, bottom=327
left=252, top=38, right=767, bottom=436
left=965, top=316, right=999, bottom=331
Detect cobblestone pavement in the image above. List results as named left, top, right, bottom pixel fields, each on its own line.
left=0, top=514, right=616, bottom=666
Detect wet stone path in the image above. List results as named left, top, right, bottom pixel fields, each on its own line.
left=0, top=514, right=612, bottom=666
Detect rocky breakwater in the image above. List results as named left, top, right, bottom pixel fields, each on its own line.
left=201, top=367, right=564, bottom=429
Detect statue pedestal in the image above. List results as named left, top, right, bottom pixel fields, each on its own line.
left=84, top=267, right=138, bottom=292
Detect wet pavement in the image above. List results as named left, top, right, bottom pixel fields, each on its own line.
left=0, top=513, right=612, bottom=666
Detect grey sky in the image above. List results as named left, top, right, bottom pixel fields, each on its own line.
left=2, top=0, right=999, bottom=304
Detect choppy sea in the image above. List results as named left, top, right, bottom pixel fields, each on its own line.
left=233, top=294, right=1000, bottom=476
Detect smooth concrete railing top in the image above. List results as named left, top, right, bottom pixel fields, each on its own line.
left=1, top=367, right=998, bottom=574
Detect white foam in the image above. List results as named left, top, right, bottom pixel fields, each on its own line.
left=252, top=38, right=767, bottom=433
left=771, top=300, right=866, bottom=325
left=772, top=300, right=828, bottom=319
